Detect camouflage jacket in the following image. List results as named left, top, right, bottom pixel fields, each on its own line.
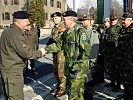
left=47, top=22, right=66, bottom=46
left=118, top=23, right=133, bottom=66
left=45, top=24, right=91, bottom=77
left=105, top=24, right=121, bottom=47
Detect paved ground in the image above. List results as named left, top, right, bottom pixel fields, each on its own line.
left=0, top=35, right=124, bottom=100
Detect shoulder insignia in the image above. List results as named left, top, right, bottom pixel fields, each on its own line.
left=81, top=33, right=86, bottom=40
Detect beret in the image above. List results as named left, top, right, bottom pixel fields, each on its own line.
left=79, top=14, right=95, bottom=21
left=62, top=11, right=77, bottom=17
left=110, top=15, right=117, bottom=20
left=122, top=12, right=133, bottom=19
left=13, top=11, right=30, bottom=19
left=51, top=12, right=62, bottom=18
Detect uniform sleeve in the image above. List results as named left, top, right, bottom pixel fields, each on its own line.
left=11, top=33, right=42, bottom=59
left=45, top=37, right=62, bottom=53
left=90, top=31, right=100, bottom=62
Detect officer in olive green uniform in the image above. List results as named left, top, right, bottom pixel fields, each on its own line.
left=0, top=11, right=45, bottom=100
left=47, top=12, right=66, bottom=96
left=118, top=12, right=133, bottom=99
left=45, top=11, right=91, bottom=99
left=104, top=16, right=121, bottom=92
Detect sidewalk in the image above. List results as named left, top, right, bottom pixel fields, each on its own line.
left=0, top=35, right=124, bottom=100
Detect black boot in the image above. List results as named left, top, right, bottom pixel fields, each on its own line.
left=83, top=90, right=93, bottom=100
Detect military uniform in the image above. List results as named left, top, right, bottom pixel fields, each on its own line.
left=104, top=16, right=121, bottom=90
left=51, top=22, right=66, bottom=95
left=47, top=12, right=66, bottom=96
left=118, top=12, right=133, bottom=99
left=0, top=11, right=42, bottom=100
left=45, top=11, right=91, bottom=100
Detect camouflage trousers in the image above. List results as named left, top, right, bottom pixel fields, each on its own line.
left=1, top=67, right=24, bottom=100
left=67, top=78, right=85, bottom=100
left=53, top=50, right=66, bottom=92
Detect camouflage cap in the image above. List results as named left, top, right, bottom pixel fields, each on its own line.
left=62, top=11, right=77, bottom=17
left=104, top=18, right=110, bottom=22
left=122, top=12, right=133, bottom=19
left=110, top=15, right=117, bottom=21
left=51, top=12, right=62, bottom=18
left=79, top=14, right=94, bottom=21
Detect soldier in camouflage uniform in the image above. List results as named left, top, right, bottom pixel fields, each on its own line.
left=45, top=11, right=91, bottom=99
left=0, top=11, right=46, bottom=100
left=47, top=12, right=66, bottom=96
left=118, top=12, right=133, bottom=99
left=80, top=14, right=100, bottom=100
left=104, top=16, right=121, bottom=92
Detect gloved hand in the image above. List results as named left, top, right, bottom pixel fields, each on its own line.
left=68, top=67, right=77, bottom=79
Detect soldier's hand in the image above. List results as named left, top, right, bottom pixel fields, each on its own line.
left=39, top=48, right=47, bottom=57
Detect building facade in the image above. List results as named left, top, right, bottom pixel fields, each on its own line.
left=0, top=0, right=67, bottom=27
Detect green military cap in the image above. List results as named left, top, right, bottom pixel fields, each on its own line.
left=51, top=12, right=62, bottom=18
left=122, top=12, right=133, bottom=19
left=110, top=15, right=117, bottom=21
left=78, top=14, right=94, bottom=21
left=62, top=11, right=77, bottom=17
left=13, top=11, right=30, bottom=19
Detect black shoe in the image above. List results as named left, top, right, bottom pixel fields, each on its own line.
left=83, top=90, right=93, bottom=100
left=112, top=86, right=121, bottom=92
left=104, top=83, right=115, bottom=87
left=55, top=90, right=66, bottom=97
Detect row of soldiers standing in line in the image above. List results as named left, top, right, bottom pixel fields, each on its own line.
left=46, top=10, right=133, bottom=100
left=46, top=11, right=102, bottom=99
left=102, top=12, right=133, bottom=100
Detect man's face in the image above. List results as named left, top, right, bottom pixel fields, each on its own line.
left=104, top=21, right=110, bottom=27
left=18, top=19, right=30, bottom=30
left=53, top=16, right=61, bottom=24
left=63, top=17, right=73, bottom=28
left=122, top=18, right=132, bottom=27
left=81, top=19, right=91, bottom=28
left=111, top=19, right=118, bottom=25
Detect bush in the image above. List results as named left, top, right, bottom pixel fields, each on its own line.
left=0, top=25, right=3, bottom=29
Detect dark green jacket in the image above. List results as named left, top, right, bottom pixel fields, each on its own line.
left=0, top=24, right=42, bottom=70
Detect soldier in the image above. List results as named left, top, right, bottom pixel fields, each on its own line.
left=104, top=16, right=121, bottom=92
left=25, top=24, right=39, bottom=75
left=47, top=12, right=66, bottom=97
left=102, top=18, right=110, bottom=72
left=80, top=14, right=100, bottom=100
left=45, top=11, right=91, bottom=99
left=119, top=12, right=133, bottom=99
left=0, top=11, right=46, bottom=100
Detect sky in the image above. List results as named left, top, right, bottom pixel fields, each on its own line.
left=67, top=0, right=123, bottom=10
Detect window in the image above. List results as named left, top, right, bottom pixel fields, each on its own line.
left=57, top=1, right=61, bottom=8
left=44, top=0, right=47, bottom=6
left=50, top=0, right=54, bottom=7
left=4, top=0, right=8, bottom=5
left=2, top=13, right=4, bottom=20
left=2, top=12, right=10, bottom=20
left=45, top=12, right=48, bottom=20
left=14, top=0, right=19, bottom=5
left=11, top=0, right=13, bottom=5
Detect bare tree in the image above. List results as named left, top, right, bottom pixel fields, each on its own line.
left=111, top=0, right=123, bottom=18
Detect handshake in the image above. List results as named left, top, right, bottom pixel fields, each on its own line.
left=39, top=48, right=47, bottom=57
